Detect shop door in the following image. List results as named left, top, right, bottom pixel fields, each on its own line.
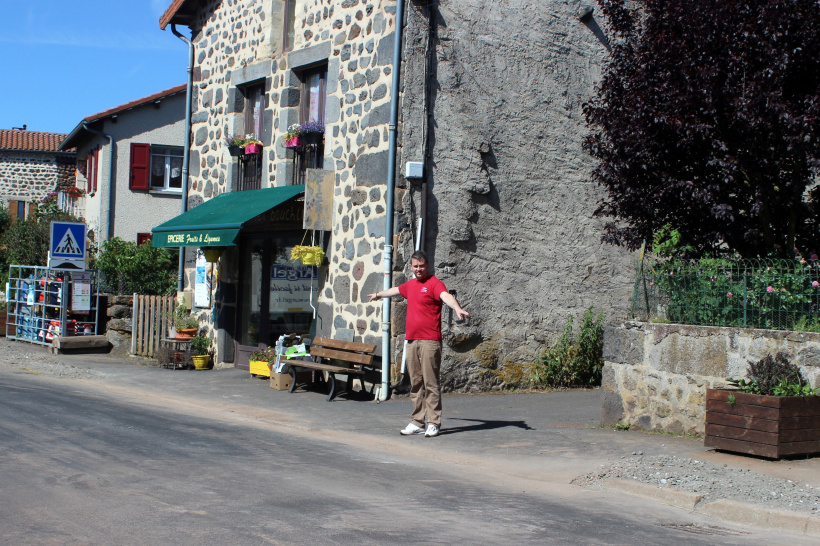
left=234, top=232, right=317, bottom=370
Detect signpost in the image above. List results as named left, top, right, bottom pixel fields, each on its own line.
left=48, top=221, right=87, bottom=270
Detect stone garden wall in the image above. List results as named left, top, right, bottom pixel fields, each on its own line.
left=601, top=322, right=820, bottom=435
left=105, top=295, right=133, bottom=356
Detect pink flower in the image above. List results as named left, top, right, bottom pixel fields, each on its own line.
left=767, top=286, right=774, bottom=293
left=813, top=281, right=820, bottom=288
left=727, top=292, right=733, bottom=298
left=811, top=254, right=819, bottom=261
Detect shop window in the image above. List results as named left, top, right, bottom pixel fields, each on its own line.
left=129, top=143, right=183, bottom=191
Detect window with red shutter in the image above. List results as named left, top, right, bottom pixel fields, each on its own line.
left=88, top=149, right=98, bottom=193
left=136, top=232, right=152, bottom=245
left=130, top=143, right=151, bottom=190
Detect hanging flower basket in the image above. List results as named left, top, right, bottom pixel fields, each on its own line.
left=227, top=145, right=243, bottom=157
left=244, top=142, right=262, bottom=155
left=290, top=245, right=325, bottom=265
left=285, top=136, right=302, bottom=149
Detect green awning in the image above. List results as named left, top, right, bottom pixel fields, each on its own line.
left=151, top=185, right=305, bottom=247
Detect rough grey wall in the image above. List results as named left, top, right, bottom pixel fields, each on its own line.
left=396, top=1, right=635, bottom=390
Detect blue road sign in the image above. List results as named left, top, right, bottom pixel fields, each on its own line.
left=50, top=222, right=87, bottom=260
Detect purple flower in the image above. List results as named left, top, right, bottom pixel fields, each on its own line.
left=727, top=292, right=733, bottom=298
left=767, top=286, right=774, bottom=293
left=811, top=254, right=819, bottom=261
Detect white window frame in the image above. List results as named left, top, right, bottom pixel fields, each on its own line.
left=150, top=146, right=184, bottom=192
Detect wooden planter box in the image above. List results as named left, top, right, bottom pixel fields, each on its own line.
left=705, top=388, right=820, bottom=459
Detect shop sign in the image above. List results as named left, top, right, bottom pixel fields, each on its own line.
left=269, top=264, right=318, bottom=313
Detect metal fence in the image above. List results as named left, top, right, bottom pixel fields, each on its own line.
left=631, top=257, right=820, bottom=331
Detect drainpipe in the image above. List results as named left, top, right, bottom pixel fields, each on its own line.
left=171, top=24, right=194, bottom=293
left=379, top=0, right=407, bottom=402
left=82, top=123, right=114, bottom=239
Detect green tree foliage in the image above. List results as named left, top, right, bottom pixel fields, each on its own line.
left=0, top=197, right=80, bottom=267
left=92, top=237, right=178, bottom=295
left=585, top=0, right=820, bottom=258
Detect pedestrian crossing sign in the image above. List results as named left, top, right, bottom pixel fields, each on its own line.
left=49, top=222, right=87, bottom=269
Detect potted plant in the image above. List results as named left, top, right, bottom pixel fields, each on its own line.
left=190, top=335, right=211, bottom=370
left=224, top=134, right=246, bottom=157
left=173, top=304, right=199, bottom=339
left=299, top=120, right=325, bottom=146
left=249, top=346, right=277, bottom=377
left=283, top=124, right=303, bottom=149
left=63, top=186, right=85, bottom=198
left=705, top=352, right=820, bottom=459
left=290, top=244, right=326, bottom=265
left=243, top=134, right=263, bottom=155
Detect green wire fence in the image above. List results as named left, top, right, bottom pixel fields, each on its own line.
left=631, top=256, right=820, bottom=331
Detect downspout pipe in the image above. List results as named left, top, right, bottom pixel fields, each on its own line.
left=379, top=0, right=407, bottom=402
left=171, top=24, right=194, bottom=294
left=81, top=122, right=113, bottom=239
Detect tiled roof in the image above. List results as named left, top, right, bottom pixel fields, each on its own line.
left=0, top=129, right=73, bottom=152
left=159, top=0, right=198, bottom=30
left=83, top=84, right=188, bottom=123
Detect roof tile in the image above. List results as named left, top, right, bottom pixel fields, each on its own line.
left=0, top=129, right=73, bottom=152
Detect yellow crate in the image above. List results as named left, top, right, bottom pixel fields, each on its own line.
left=249, top=359, right=271, bottom=377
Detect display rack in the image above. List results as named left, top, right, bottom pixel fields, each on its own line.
left=6, top=265, right=101, bottom=346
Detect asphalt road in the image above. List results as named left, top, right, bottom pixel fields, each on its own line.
left=1, top=367, right=811, bottom=545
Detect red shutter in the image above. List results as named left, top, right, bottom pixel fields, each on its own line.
left=28, top=202, right=36, bottom=219
left=88, top=149, right=97, bottom=193
left=136, top=232, right=152, bottom=246
left=8, top=200, right=18, bottom=221
left=130, top=143, right=151, bottom=190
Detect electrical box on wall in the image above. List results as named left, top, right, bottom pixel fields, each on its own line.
left=405, top=162, right=424, bottom=179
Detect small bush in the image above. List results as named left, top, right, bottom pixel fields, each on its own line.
left=728, top=352, right=815, bottom=396
left=532, top=307, right=604, bottom=388
left=92, top=237, right=177, bottom=295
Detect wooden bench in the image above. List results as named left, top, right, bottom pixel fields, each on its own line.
left=285, top=337, right=378, bottom=401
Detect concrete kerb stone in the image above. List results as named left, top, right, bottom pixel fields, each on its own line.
left=604, top=479, right=820, bottom=536
left=604, top=479, right=704, bottom=511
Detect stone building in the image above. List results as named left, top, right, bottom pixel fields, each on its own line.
left=0, top=128, right=76, bottom=220
left=59, top=85, right=187, bottom=243
left=155, top=0, right=636, bottom=391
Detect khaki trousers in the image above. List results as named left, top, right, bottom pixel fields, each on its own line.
left=406, top=339, right=442, bottom=427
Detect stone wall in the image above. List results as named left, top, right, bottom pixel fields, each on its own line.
left=601, top=322, right=820, bottom=435
left=105, top=295, right=133, bottom=356
left=0, top=151, right=75, bottom=207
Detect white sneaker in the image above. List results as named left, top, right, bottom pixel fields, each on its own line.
left=425, top=424, right=440, bottom=437
left=400, top=423, right=425, bottom=435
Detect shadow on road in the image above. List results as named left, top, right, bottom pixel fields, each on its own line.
left=440, top=418, right=534, bottom=435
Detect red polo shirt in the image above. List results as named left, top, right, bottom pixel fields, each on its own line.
left=399, top=275, right=447, bottom=341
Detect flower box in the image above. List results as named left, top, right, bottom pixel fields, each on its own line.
left=227, top=144, right=243, bottom=157
left=284, top=136, right=302, bottom=149
left=301, top=132, right=323, bottom=146
left=244, top=142, right=262, bottom=155
left=249, top=359, right=271, bottom=377
left=705, top=388, right=820, bottom=459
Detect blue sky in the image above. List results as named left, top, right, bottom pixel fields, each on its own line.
left=0, top=1, right=188, bottom=134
